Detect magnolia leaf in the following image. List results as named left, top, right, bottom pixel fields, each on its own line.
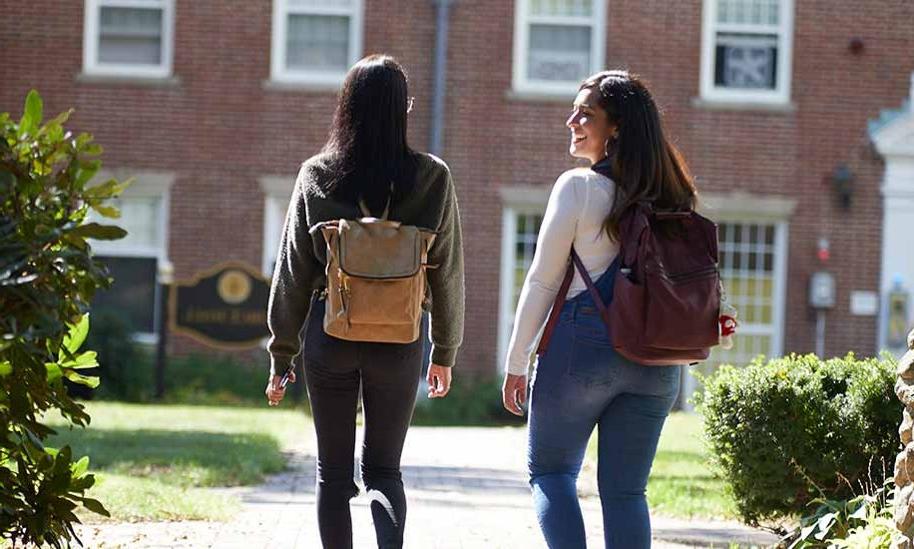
left=62, top=314, right=89, bottom=355
left=0, top=361, right=10, bottom=377
left=80, top=497, right=110, bottom=517
left=70, top=223, right=127, bottom=241
left=62, top=370, right=100, bottom=389
left=18, top=90, right=42, bottom=137
left=84, top=177, right=130, bottom=199
left=89, top=204, right=120, bottom=219
left=62, top=351, right=97, bottom=370
left=71, top=456, right=89, bottom=478
left=74, top=160, right=100, bottom=187
left=45, top=362, right=63, bottom=382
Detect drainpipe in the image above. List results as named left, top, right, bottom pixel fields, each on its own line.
left=429, top=0, right=454, bottom=156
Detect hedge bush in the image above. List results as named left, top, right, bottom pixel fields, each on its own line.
left=693, top=353, right=899, bottom=526
left=1, top=90, right=128, bottom=546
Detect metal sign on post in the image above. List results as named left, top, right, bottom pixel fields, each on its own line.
left=889, top=285, right=911, bottom=349
left=169, top=261, right=271, bottom=349
left=810, top=270, right=835, bottom=358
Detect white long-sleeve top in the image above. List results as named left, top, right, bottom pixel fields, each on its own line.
left=504, top=168, right=620, bottom=375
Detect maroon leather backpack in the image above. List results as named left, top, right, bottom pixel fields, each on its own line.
left=537, top=202, right=721, bottom=365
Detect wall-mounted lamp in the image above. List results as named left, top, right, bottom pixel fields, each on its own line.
left=848, top=37, right=865, bottom=55
left=832, top=165, right=854, bottom=209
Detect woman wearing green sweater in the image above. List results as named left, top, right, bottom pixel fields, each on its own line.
left=264, top=55, right=465, bottom=549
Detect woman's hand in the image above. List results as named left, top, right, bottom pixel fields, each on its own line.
left=502, top=373, right=527, bottom=416
left=265, top=371, right=296, bottom=406
left=427, top=364, right=452, bottom=398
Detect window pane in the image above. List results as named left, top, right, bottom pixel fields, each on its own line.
left=511, top=213, right=544, bottom=310
left=286, top=15, right=350, bottom=71
left=528, top=24, right=591, bottom=82
left=705, top=221, right=781, bottom=372
left=717, top=0, right=779, bottom=25
left=98, top=7, right=163, bottom=65
left=529, top=0, right=594, bottom=17
left=92, top=256, right=158, bottom=333
left=714, top=33, right=778, bottom=90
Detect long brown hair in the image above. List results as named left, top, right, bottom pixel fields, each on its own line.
left=321, top=54, right=418, bottom=214
left=580, top=70, right=697, bottom=241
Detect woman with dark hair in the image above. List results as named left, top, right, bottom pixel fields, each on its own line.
left=501, top=70, right=709, bottom=548
left=265, top=54, right=465, bottom=549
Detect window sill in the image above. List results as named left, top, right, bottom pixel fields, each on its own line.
left=505, top=88, right=576, bottom=105
left=262, top=79, right=342, bottom=93
left=76, top=72, right=181, bottom=88
left=691, top=97, right=797, bottom=113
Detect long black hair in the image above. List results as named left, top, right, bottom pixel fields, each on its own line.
left=580, top=70, right=698, bottom=241
left=320, top=54, right=418, bottom=214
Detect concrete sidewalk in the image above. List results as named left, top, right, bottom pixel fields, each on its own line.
left=76, top=426, right=779, bottom=548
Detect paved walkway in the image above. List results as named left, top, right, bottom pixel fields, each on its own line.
left=75, top=427, right=779, bottom=548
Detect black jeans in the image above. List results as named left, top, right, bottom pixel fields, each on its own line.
left=302, top=297, right=423, bottom=549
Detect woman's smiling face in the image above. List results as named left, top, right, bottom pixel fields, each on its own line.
left=565, top=87, right=616, bottom=165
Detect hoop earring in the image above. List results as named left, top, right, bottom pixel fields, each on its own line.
left=604, top=136, right=618, bottom=158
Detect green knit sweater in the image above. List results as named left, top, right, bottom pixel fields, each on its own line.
left=267, top=152, right=465, bottom=375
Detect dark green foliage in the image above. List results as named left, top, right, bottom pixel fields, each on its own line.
left=84, top=347, right=278, bottom=406
left=80, top=311, right=143, bottom=401
left=693, top=353, right=899, bottom=526
left=1, top=90, right=128, bottom=547
left=413, top=375, right=523, bottom=426
left=162, top=353, right=282, bottom=406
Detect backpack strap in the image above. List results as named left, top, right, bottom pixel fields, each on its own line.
left=536, top=247, right=612, bottom=357
left=535, top=257, right=575, bottom=357
left=570, top=248, right=612, bottom=330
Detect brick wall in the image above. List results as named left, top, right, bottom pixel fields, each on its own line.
left=2, top=0, right=912, bottom=372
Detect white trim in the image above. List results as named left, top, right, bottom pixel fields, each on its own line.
left=259, top=176, right=297, bottom=277
left=512, top=0, right=607, bottom=96
left=497, top=194, right=550, bottom=373
left=698, top=190, right=797, bottom=222
left=270, top=0, right=363, bottom=86
left=771, top=220, right=789, bottom=358
left=497, top=207, right=518, bottom=370
left=83, top=0, right=174, bottom=79
left=699, top=0, right=794, bottom=105
left=88, top=170, right=172, bottom=339
left=872, top=99, right=914, bottom=352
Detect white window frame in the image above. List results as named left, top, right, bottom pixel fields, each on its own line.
left=270, top=0, right=364, bottom=86
left=259, top=176, right=297, bottom=278
left=512, top=0, right=607, bottom=96
left=496, top=186, right=552, bottom=370
left=699, top=0, right=794, bottom=105
left=88, top=170, right=173, bottom=344
left=83, top=0, right=175, bottom=79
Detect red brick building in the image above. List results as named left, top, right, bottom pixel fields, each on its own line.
left=2, top=0, right=913, bottom=391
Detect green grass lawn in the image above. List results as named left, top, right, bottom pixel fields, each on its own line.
left=587, top=411, right=737, bottom=520
left=44, top=402, right=311, bottom=522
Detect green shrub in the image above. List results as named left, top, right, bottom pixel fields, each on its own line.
left=412, top=375, right=522, bottom=426
left=161, top=353, right=281, bottom=406
left=1, top=90, right=128, bottom=546
left=693, top=353, right=899, bottom=526
left=65, top=310, right=144, bottom=401
left=82, top=348, right=279, bottom=406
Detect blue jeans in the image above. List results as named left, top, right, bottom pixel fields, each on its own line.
left=528, top=259, right=681, bottom=549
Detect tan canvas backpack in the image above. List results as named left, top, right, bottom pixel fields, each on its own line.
left=311, top=199, right=436, bottom=344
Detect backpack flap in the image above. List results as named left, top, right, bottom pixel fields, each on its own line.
left=338, top=218, right=421, bottom=279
